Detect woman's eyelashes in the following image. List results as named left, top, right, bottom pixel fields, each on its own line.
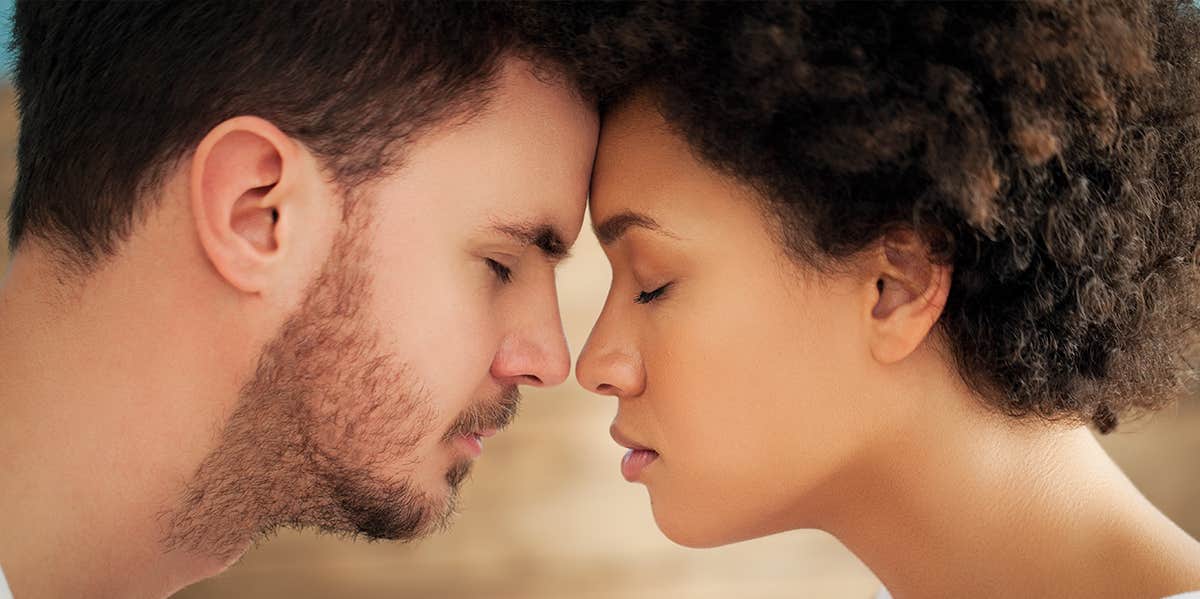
left=635, top=283, right=671, bottom=304
left=486, top=258, right=514, bottom=284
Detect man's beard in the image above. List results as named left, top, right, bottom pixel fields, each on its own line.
left=162, top=219, right=520, bottom=563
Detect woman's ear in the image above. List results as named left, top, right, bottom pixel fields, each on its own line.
left=865, top=229, right=953, bottom=364
left=189, top=116, right=300, bottom=294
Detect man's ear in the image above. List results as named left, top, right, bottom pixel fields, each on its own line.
left=189, top=116, right=301, bottom=294
left=865, top=228, right=953, bottom=364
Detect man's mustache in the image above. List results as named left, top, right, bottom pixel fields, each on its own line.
left=441, top=386, right=521, bottom=443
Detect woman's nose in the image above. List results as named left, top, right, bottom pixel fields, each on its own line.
left=576, top=333, right=644, bottom=397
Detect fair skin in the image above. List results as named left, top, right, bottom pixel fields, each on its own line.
left=0, top=58, right=597, bottom=598
left=577, top=94, right=1200, bottom=598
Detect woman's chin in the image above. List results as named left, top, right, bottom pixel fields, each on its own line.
left=650, top=494, right=795, bottom=549
left=650, top=501, right=744, bottom=549
left=658, top=522, right=731, bottom=549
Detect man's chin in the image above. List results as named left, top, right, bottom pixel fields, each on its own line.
left=319, top=460, right=476, bottom=543
left=328, top=485, right=439, bottom=541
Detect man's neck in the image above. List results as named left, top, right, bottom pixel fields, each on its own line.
left=815, top=390, right=1200, bottom=598
left=0, top=250, right=245, bottom=598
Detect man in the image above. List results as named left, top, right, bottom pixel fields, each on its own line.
left=0, top=3, right=598, bottom=597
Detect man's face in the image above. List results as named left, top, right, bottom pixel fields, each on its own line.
left=167, top=60, right=598, bottom=559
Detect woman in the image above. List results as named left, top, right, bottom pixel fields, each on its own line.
left=536, top=1, right=1200, bottom=596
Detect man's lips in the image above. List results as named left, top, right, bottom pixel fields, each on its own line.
left=452, top=426, right=503, bottom=459
left=443, top=386, right=519, bottom=462
left=441, top=387, right=521, bottom=445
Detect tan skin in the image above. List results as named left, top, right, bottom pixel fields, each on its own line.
left=577, top=94, right=1200, bottom=598
left=0, top=58, right=597, bottom=598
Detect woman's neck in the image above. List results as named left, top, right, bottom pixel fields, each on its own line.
left=813, top=392, right=1200, bottom=598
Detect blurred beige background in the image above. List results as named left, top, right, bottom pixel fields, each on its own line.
left=0, top=84, right=1195, bottom=598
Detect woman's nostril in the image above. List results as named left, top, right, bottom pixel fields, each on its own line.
left=596, top=383, right=618, bottom=395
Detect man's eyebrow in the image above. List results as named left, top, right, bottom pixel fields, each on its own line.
left=489, top=221, right=571, bottom=262
left=593, top=210, right=668, bottom=245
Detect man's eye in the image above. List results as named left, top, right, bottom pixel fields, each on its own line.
left=486, top=258, right=513, bottom=284
left=635, top=283, right=670, bottom=304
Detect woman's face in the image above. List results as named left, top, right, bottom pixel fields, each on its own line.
left=577, top=96, right=903, bottom=547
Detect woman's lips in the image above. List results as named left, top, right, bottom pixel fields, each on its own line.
left=621, top=448, right=659, bottom=482
left=611, top=424, right=659, bottom=482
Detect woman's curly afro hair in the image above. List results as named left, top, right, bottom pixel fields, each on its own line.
left=521, top=1, right=1200, bottom=432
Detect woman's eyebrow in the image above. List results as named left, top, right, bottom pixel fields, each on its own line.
left=593, top=210, right=673, bottom=246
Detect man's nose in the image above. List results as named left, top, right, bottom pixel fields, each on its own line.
left=489, top=287, right=571, bottom=388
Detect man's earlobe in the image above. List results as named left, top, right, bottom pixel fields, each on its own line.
left=867, top=229, right=953, bottom=364
left=190, top=117, right=296, bottom=293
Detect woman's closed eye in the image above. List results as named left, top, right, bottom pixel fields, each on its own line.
left=635, top=283, right=671, bottom=304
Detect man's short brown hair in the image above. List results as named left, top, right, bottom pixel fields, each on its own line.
left=8, top=1, right=569, bottom=268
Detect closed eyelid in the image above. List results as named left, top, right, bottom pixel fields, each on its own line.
left=635, top=282, right=671, bottom=304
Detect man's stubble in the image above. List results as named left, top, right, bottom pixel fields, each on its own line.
left=164, top=210, right=458, bottom=562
